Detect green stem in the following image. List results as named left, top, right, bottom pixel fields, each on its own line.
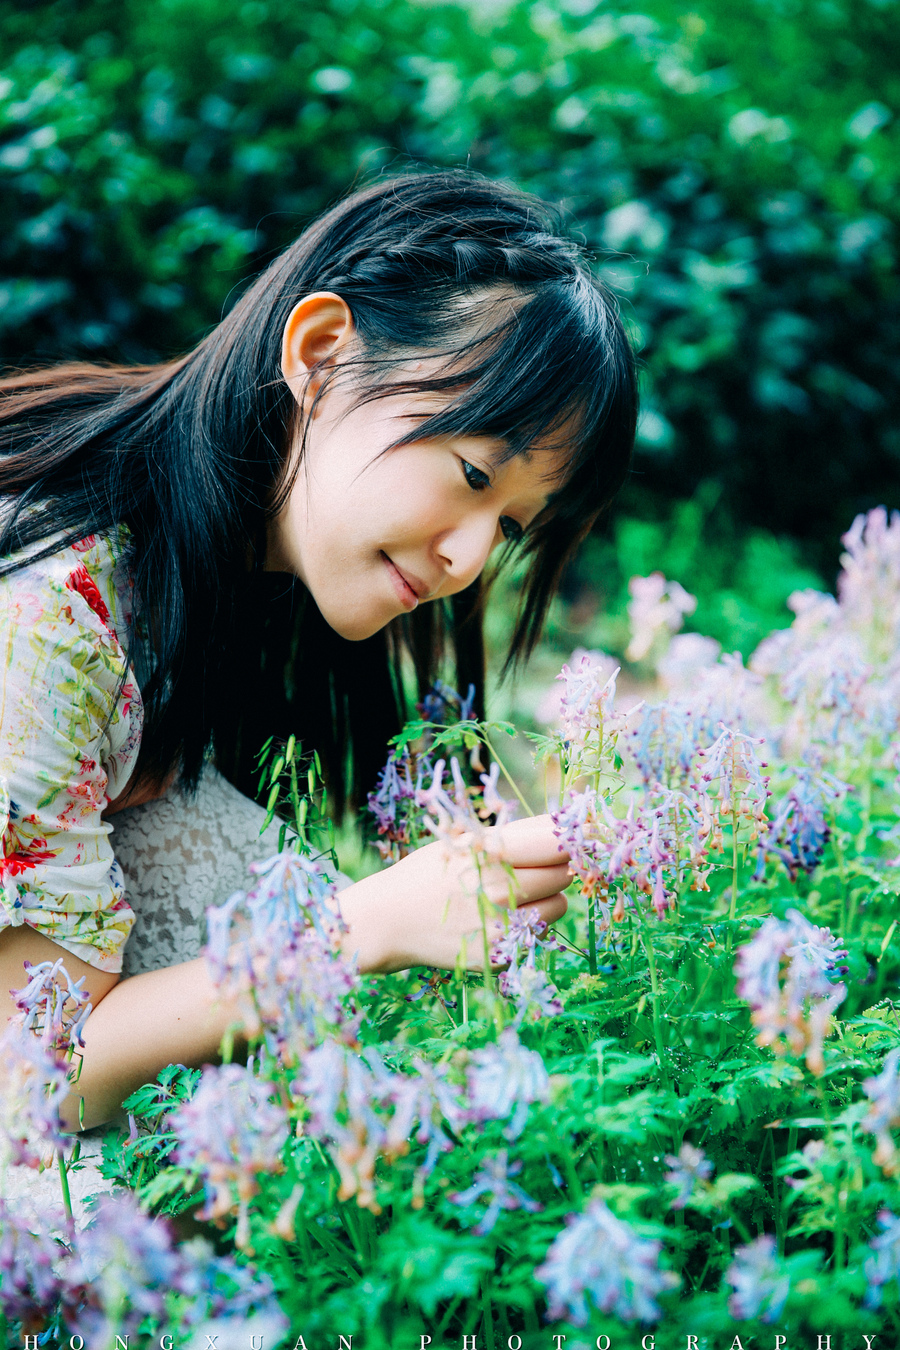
left=57, top=1147, right=74, bottom=1224
left=484, top=735, right=534, bottom=816
left=587, top=899, right=597, bottom=976
left=643, top=924, right=669, bottom=1090
left=481, top=1270, right=496, bottom=1350
left=769, top=1129, right=783, bottom=1254
left=726, top=802, right=739, bottom=956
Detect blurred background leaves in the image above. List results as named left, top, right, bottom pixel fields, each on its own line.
left=0, top=0, right=897, bottom=649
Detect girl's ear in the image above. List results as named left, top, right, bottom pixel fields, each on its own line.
left=281, top=292, right=356, bottom=412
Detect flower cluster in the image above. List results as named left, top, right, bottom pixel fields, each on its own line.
left=449, top=1150, right=542, bottom=1234
left=861, top=1048, right=900, bottom=1175
left=417, top=757, right=515, bottom=857
left=465, top=1028, right=551, bottom=1140
left=204, top=851, right=359, bottom=1064
left=13, top=957, right=92, bottom=1055
left=0, top=1018, right=71, bottom=1169
left=169, top=1064, right=289, bottom=1251
left=0, top=956, right=95, bottom=1170
left=734, top=909, right=848, bottom=1074
left=296, top=1039, right=465, bottom=1212
left=625, top=572, right=696, bottom=664
left=535, top=1196, right=678, bottom=1325
left=367, top=744, right=434, bottom=863
left=418, top=679, right=477, bottom=725
left=749, top=510, right=900, bottom=762
left=663, top=1143, right=714, bottom=1209
left=697, top=725, right=770, bottom=838
left=724, top=1235, right=790, bottom=1323
left=754, top=770, right=850, bottom=882
left=0, top=1192, right=285, bottom=1341
left=551, top=784, right=716, bottom=927
left=491, top=907, right=564, bottom=1024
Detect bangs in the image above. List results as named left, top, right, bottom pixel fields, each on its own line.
left=372, top=274, right=636, bottom=539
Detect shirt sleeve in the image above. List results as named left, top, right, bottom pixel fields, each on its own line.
left=0, top=541, right=140, bottom=974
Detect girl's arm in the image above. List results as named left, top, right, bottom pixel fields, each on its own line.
left=0, top=817, right=570, bottom=1131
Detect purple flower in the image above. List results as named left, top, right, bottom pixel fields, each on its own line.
left=490, top=906, right=563, bottom=971
left=697, top=724, right=770, bottom=837
left=449, top=1150, right=542, bottom=1234
left=403, top=1058, right=466, bottom=1182
left=419, top=679, right=476, bottom=725
left=626, top=572, right=696, bottom=665
left=628, top=702, right=705, bottom=789
left=663, top=1143, right=714, bottom=1208
left=296, top=1040, right=394, bottom=1212
left=297, top=1040, right=465, bottom=1211
left=0, top=1198, right=68, bottom=1329
left=864, top=1209, right=900, bottom=1308
left=724, top=1235, right=790, bottom=1323
left=755, top=771, right=850, bottom=882
left=734, top=909, right=847, bottom=1075
left=367, top=745, right=434, bottom=863
left=63, top=1193, right=182, bottom=1342
left=535, top=1196, right=678, bottom=1325
left=174, top=1237, right=287, bottom=1327
left=417, top=756, right=514, bottom=857
left=245, top=851, right=346, bottom=946
left=12, top=957, right=92, bottom=1055
left=555, top=654, right=638, bottom=760
left=839, top=508, right=900, bottom=663
left=465, top=1028, right=550, bottom=1140
left=551, top=788, right=682, bottom=922
left=61, top=1191, right=287, bottom=1340
left=169, top=1064, right=289, bottom=1250
left=498, top=965, right=564, bottom=1026
left=861, top=1048, right=900, bottom=1175
left=204, top=857, right=360, bottom=1065
left=0, top=1018, right=71, bottom=1168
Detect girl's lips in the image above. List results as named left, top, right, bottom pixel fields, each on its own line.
left=381, top=552, right=419, bottom=610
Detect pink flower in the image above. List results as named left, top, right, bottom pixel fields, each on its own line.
left=625, top=572, right=696, bottom=665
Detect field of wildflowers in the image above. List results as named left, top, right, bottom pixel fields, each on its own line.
left=5, top=508, right=900, bottom=1348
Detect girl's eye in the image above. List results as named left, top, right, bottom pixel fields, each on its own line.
left=500, top=516, right=524, bottom=545
left=461, top=459, right=491, bottom=492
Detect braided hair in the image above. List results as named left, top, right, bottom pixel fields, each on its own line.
left=0, top=171, right=636, bottom=814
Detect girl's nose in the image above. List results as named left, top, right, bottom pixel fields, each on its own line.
left=434, top=512, right=500, bottom=590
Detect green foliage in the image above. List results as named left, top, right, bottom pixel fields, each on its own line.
left=96, top=709, right=900, bottom=1343
left=0, top=0, right=897, bottom=560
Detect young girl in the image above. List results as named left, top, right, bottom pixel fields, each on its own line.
left=0, top=171, right=636, bottom=1135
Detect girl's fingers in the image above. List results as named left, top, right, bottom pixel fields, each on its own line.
left=486, top=814, right=569, bottom=868
left=481, top=862, right=571, bottom=906
left=517, top=892, right=568, bottom=923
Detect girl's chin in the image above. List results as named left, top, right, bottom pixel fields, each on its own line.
left=316, top=599, right=395, bottom=642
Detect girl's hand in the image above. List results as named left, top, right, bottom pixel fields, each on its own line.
left=336, top=814, right=570, bottom=974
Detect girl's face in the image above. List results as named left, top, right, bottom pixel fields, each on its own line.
left=266, top=377, right=564, bottom=641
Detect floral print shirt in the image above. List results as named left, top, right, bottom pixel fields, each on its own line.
left=0, top=524, right=142, bottom=973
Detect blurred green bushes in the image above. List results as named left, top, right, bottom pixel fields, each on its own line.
left=0, top=0, right=897, bottom=571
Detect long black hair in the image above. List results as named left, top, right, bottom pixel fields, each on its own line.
left=0, top=171, right=637, bottom=815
